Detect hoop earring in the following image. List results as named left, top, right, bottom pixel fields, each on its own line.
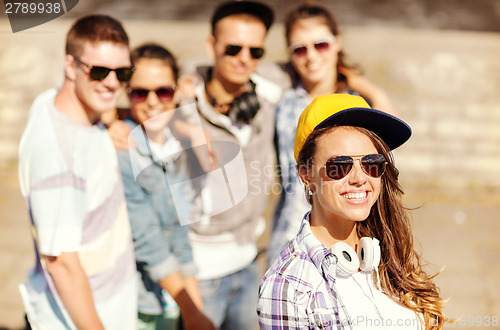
left=307, top=188, right=313, bottom=196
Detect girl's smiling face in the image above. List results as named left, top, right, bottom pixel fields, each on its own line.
left=288, top=17, right=341, bottom=88
left=129, top=58, right=177, bottom=137
left=301, top=126, right=382, bottom=224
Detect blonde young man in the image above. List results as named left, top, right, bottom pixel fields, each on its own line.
left=18, top=15, right=137, bottom=329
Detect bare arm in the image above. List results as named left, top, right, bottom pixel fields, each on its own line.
left=44, top=252, right=104, bottom=330
left=340, top=67, right=398, bottom=117
left=171, top=74, right=217, bottom=172
left=172, top=119, right=215, bottom=173
left=159, top=271, right=215, bottom=330
left=183, top=275, right=204, bottom=310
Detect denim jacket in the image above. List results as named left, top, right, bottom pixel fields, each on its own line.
left=118, top=118, right=197, bottom=315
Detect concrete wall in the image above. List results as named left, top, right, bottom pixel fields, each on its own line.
left=1, top=13, right=500, bottom=329
left=342, top=27, right=500, bottom=201
left=2, top=19, right=500, bottom=201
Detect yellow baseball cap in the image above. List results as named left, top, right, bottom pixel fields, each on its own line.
left=293, top=94, right=412, bottom=161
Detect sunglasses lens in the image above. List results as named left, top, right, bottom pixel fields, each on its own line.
left=155, top=87, right=176, bottom=102
left=225, top=45, right=242, bottom=56
left=250, top=47, right=265, bottom=59
left=89, top=66, right=111, bottom=81
left=325, top=156, right=354, bottom=180
left=129, top=89, right=149, bottom=103
left=115, top=68, right=134, bottom=82
left=129, top=87, right=176, bottom=103
left=291, top=46, right=307, bottom=57
left=361, top=154, right=386, bottom=178
left=314, top=41, right=330, bottom=52
left=325, top=154, right=386, bottom=180
left=89, top=66, right=133, bottom=82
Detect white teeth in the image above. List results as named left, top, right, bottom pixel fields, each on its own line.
left=99, top=91, right=114, bottom=98
left=146, top=109, right=162, bottom=116
left=343, top=192, right=367, bottom=200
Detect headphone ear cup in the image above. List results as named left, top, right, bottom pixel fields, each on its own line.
left=332, top=242, right=360, bottom=277
left=230, top=89, right=260, bottom=124
left=358, top=237, right=381, bottom=272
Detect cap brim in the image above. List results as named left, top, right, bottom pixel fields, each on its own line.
left=316, top=107, right=412, bottom=150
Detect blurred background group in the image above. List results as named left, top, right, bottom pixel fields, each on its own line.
left=1, top=0, right=500, bottom=329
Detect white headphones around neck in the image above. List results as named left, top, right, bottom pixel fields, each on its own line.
left=331, top=237, right=381, bottom=277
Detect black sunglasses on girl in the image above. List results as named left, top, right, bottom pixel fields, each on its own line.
left=128, top=86, right=177, bottom=103
left=288, top=38, right=336, bottom=58
left=73, top=56, right=134, bottom=82
left=324, top=154, right=387, bottom=180
left=224, top=44, right=265, bottom=59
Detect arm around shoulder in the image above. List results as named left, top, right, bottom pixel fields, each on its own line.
left=341, top=67, right=398, bottom=117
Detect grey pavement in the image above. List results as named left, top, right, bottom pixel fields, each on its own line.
left=1, top=16, right=500, bottom=329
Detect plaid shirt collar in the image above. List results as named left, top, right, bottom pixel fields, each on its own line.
left=295, top=212, right=339, bottom=286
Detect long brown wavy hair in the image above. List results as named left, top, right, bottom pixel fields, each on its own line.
left=297, top=125, right=446, bottom=329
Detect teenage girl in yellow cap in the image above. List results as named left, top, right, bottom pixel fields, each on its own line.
left=258, top=94, right=446, bottom=329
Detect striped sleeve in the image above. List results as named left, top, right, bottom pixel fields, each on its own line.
left=28, top=164, right=86, bottom=256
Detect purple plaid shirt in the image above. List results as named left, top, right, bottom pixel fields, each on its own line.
left=258, top=213, right=345, bottom=329
left=258, top=213, right=422, bottom=330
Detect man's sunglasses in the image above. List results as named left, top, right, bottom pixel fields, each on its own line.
left=288, top=37, right=336, bottom=58
left=128, top=86, right=177, bottom=103
left=73, top=56, right=134, bottom=82
left=224, top=44, right=265, bottom=59
left=324, top=154, right=387, bottom=180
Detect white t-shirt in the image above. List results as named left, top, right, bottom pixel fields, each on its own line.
left=336, top=271, right=422, bottom=329
left=18, top=89, right=137, bottom=329
left=189, top=217, right=265, bottom=280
